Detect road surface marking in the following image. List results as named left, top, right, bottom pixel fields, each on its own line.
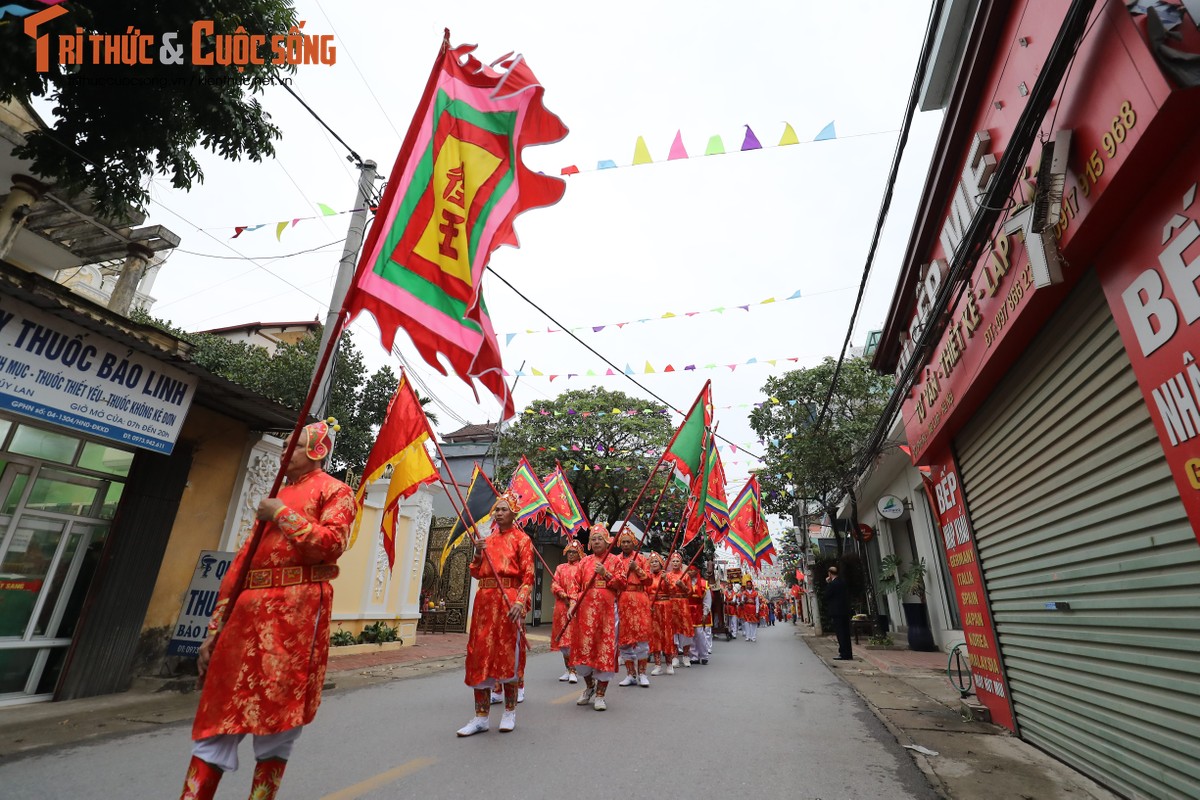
left=320, top=756, right=437, bottom=800
left=551, top=689, right=583, bottom=705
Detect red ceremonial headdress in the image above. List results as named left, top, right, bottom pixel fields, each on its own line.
left=563, top=538, right=585, bottom=556
left=616, top=527, right=638, bottom=546
left=588, top=522, right=611, bottom=542
left=498, top=490, right=520, bottom=514
left=301, top=418, right=339, bottom=461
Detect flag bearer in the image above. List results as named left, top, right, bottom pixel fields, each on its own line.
left=552, top=539, right=584, bottom=683
left=647, top=553, right=676, bottom=675
left=571, top=523, right=627, bottom=710
left=180, top=420, right=356, bottom=800
left=457, top=491, right=535, bottom=736
left=740, top=579, right=761, bottom=642
left=615, top=528, right=653, bottom=687
left=687, top=565, right=712, bottom=664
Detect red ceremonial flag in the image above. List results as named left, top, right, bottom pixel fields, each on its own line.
left=351, top=370, right=440, bottom=569
left=507, top=455, right=552, bottom=523
left=542, top=463, right=588, bottom=537
left=344, top=33, right=568, bottom=420
left=725, top=476, right=766, bottom=569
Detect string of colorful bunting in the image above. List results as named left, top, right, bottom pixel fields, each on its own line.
left=228, top=203, right=372, bottom=239
left=499, top=288, right=844, bottom=341
left=559, top=120, right=845, bottom=176
left=506, top=354, right=813, bottom=380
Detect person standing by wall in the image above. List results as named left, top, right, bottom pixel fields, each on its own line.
left=824, top=565, right=853, bottom=661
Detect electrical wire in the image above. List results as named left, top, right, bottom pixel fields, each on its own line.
left=810, top=0, right=945, bottom=432
left=279, top=81, right=365, bottom=167
left=173, top=239, right=346, bottom=260
left=487, top=266, right=761, bottom=461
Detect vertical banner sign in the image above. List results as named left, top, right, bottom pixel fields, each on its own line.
left=1098, top=160, right=1200, bottom=546
left=0, top=297, right=197, bottom=454
left=166, top=550, right=234, bottom=657
left=925, top=453, right=1015, bottom=731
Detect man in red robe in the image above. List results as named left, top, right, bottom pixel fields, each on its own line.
left=458, top=491, right=535, bottom=736
left=614, top=527, right=652, bottom=687
left=570, top=523, right=626, bottom=710
left=552, top=539, right=584, bottom=683
left=180, top=420, right=357, bottom=800
left=687, top=564, right=712, bottom=665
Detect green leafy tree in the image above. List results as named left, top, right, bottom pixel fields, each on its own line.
left=748, top=357, right=893, bottom=558
left=130, top=311, right=397, bottom=475
left=496, top=387, right=684, bottom=529
left=1, top=0, right=297, bottom=215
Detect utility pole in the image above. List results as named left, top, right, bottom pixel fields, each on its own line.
left=310, top=159, right=378, bottom=420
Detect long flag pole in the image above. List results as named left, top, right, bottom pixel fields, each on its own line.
left=206, top=33, right=456, bottom=670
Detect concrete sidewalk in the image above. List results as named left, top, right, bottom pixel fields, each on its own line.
left=0, top=630, right=552, bottom=761
left=800, top=626, right=1118, bottom=800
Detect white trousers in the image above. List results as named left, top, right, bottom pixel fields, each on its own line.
left=674, top=633, right=693, bottom=652
left=692, top=627, right=711, bottom=660
left=728, top=615, right=739, bottom=636
left=619, top=642, right=650, bottom=661
left=574, top=665, right=615, bottom=681
left=743, top=620, right=758, bottom=641
left=192, top=727, right=303, bottom=773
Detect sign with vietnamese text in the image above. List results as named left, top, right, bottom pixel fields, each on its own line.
left=0, top=297, right=197, bottom=453
left=924, top=455, right=1014, bottom=731
left=1098, top=157, right=1200, bottom=545
left=166, top=550, right=234, bottom=657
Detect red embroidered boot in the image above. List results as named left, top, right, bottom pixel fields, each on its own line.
left=248, top=757, right=287, bottom=800
left=179, top=755, right=222, bottom=800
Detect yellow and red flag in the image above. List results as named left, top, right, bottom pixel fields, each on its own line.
left=351, top=370, right=440, bottom=569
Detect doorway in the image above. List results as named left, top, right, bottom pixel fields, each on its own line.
left=0, top=447, right=124, bottom=705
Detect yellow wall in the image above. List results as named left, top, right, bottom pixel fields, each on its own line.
left=141, top=406, right=248, bottom=630
left=329, top=485, right=425, bottom=643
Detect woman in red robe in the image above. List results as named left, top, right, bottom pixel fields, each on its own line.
left=664, top=551, right=694, bottom=666
left=647, top=553, right=675, bottom=675
left=457, top=491, right=535, bottom=736
left=180, top=420, right=356, bottom=800
left=552, top=539, right=584, bottom=683
left=570, top=523, right=626, bottom=710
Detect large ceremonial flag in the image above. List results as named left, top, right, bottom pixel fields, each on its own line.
left=344, top=33, right=568, bottom=420
left=351, top=371, right=440, bottom=568
left=440, top=463, right=500, bottom=571
left=754, top=533, right=776, bottom=569
left=662, top=381, right=713, bottom=490
left=724, top=477, right=766, bottom=569
left=542, top=463, right=587, bottom=537
left=508, top=455, right=551, bottom=524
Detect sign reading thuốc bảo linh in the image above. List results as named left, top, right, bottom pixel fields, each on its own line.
left=0, top=297, right=197, bottom=454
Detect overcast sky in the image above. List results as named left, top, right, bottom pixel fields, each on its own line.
left=139, top=0, right=944, bottom=524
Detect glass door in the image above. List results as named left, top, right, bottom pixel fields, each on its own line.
left=0, top=463, right=109, bottom=704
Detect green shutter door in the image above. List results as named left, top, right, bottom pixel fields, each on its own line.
left=955, top=272, right=1200, bottom=800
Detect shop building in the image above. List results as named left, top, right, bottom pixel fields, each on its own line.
left=871, top=2, right=1200, bottom=796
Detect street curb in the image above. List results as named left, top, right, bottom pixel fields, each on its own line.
left=799, top=633, right=951, bottom=800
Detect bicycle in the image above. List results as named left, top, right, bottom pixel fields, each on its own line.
left=947, top=640, right=973, bottom=699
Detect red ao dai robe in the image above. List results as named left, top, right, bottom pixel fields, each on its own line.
left=649, top=573, right=674, bottom=655
left=464, top=526, right=535, bottom=687
left=570, top=552, right=626, bottom=673
left=616, top=552, right=652, bottom=647
left=551, top=560, right=581, bottom=650
left=664, top=569, right=693, bottom=637
left=193, top=469, right=356, bottom=740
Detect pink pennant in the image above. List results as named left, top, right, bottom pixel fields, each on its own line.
left=668, top=130, right=689, bottom=160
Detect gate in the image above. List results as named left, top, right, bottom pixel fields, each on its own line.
left=421, top=518, right=472, bottom=633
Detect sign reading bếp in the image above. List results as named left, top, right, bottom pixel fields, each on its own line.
left=0, top=297, right=197, bottom=453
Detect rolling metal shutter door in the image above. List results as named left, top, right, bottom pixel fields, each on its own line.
left=955, top=272, right=1200, bottom=800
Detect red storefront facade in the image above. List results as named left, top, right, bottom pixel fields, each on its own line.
left=874, top=2, right=1200, bottom=797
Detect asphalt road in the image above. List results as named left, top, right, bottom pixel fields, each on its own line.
left=0, top=624, right=936, bottom=799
